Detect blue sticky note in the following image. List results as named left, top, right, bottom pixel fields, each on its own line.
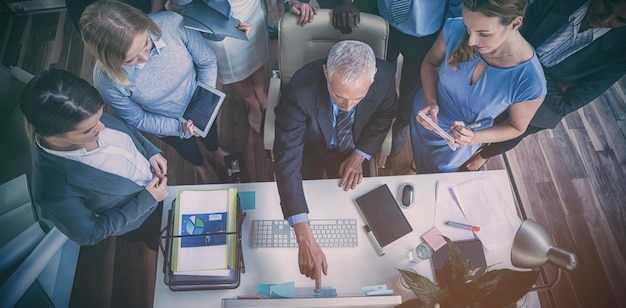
left=269, top=281, right=296, bottom=298
left=257, top=284, right=272, bottom=295
left=313, top=287, right=337, bottom=297
left=362, top=284, right=393, bottom=296
left=238, top=191, right=256, bottom=210
left=366, top=289, right=394, bottom=296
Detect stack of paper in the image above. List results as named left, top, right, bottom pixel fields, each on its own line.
left=434, top=173, right=521, bottom=251
left=171, top=188, right=238, bottom=276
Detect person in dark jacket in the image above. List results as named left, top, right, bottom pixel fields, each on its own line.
left=21, top=69, right=168, bottom=245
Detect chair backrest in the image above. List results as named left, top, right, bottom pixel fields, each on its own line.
left=0, top=65, right=34, bottom=185
left=278, top=9, right=389, bottom=85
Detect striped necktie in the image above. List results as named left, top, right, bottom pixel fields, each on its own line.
left=389, top=0, right=411, bottom=24
left=336, top=109, right=355, bottom=153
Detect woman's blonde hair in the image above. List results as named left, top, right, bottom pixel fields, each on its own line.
left=448, top=0, right=527, bottom=71
left=79, top=0, right=161, bottom=85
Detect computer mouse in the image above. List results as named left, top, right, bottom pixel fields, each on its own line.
left=401, top=183, right=414, bottom=208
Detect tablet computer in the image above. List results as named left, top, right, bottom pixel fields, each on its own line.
left=179, top=81, right=226, bottom=138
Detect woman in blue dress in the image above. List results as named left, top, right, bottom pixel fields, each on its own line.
left=411, top=0, right=546, bottom=173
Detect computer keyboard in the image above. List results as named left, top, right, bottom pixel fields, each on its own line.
left=250, top=219, right=358, bottom=248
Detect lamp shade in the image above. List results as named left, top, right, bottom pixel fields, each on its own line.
left=511, top=219, right=577, bottom=271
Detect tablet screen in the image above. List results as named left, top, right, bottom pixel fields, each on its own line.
left=182, top=85, right=224, bottom=135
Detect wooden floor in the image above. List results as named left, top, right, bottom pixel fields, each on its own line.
left=2, top=9, right=625, bottom=308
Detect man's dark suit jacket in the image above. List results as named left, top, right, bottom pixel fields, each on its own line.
left=274, top=58, right=397, bottom=219
left=522, top=0, right=626, bottom=128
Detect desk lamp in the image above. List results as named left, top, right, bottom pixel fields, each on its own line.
left=511, top=219, right=578, bottom=291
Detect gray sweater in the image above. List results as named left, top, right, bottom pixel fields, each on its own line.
left=94, top=11, right=218, bottom=138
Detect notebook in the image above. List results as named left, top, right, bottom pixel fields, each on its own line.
left=355, top=184, right=412, bottom=247
left=431, top=238, right=487, bottom=283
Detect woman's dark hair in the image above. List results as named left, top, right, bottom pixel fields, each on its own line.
left=448, top=0, right=528, bottom=70
left=20, top=70, right=104, bottom=137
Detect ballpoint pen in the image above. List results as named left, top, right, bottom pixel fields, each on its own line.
left=364, top=225, right=385, bottom=256
left=465, top=118, right=493, bottom=130
left=445, top=220, right=480, bottom=232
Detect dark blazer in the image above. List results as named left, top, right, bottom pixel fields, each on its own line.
left=521, top=0, right=626, bottom=128
left=274, top=58, right=397, bottom=219
left=32, top=112, right=162, bottom=245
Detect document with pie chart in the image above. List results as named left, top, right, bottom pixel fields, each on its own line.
left=172, top=188, right=238, bottom=275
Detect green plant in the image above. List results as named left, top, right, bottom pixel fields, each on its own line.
left=397, top=237, right=539, bottom=308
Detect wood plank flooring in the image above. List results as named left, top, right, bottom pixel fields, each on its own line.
left=1, top=8, right=625, bottom=308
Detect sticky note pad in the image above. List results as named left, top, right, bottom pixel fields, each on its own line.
left=362, top=284, right=388, bottom=293
left=257, top=284, right=272, bottom=295
left=362, top=284, right=392, bottom=296
left=269, top=281, right=296, bottom=298
left=313, top=288, right=337, bottom=297
left=238, top=191, right=256, bottom=210
left=422, top=227, right=446, bottom=251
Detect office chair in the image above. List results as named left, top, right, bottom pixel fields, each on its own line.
left=263, top=9, right=393, bottom=175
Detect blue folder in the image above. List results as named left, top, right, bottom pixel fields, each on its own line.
left=181, top=2, right=248, bottom=41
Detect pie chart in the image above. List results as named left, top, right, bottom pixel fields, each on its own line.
left=184, top=215, right=205, bottom=235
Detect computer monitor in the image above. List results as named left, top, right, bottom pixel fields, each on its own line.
left=221, top=294, right=402, bottom=308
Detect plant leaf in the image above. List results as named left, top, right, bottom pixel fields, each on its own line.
left=395, top=298, right=430, bottom=308
left=445, top=274, right=494, bottom=306
left=397, top=268, right=442, bottom=306
left=477, top=269, right=540, bottom=307
left=443, top=237, right=469, bottom=280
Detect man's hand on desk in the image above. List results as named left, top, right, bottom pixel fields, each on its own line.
left=293, top=222, right=328, bottom=292
left=338, top=152, right=365, bottom=191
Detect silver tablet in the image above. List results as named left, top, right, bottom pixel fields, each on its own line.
left=179, top=81, right=226, bottom=138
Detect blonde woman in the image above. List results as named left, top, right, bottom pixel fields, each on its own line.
left=80, top=0, right=228, bottom=183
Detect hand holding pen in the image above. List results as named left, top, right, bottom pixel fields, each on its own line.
left=146, top=176, right=169, bottom=202
left=449, top=121, right=475, bottom=146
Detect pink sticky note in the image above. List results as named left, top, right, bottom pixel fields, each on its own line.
left=421, top=227, right=446, bottom=252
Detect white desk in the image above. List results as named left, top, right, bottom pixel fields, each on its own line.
left=153, top=170, right=539, bottom=307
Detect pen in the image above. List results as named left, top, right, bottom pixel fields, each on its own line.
left=465, top=122, right=482, bottom=130
left=364, top=225, right=385, bottom=256
left=465, top=118, right=492, bottom=130
left=445, top=221, right=480, bottom=232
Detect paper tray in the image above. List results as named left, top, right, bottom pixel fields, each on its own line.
left=160, top=198, right=245, bottom=291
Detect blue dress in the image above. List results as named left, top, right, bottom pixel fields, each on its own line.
left=410, top=18, right=546, bottom=173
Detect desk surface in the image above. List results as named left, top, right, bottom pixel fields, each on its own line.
left=153, top=171, right=539, bottom=307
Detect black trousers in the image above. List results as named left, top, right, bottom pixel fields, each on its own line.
left=479, top=125, right=546, bottom=158
left=315, top=0, right=378, bottom=13
left=159, top=122, right=219, bottom=166
left=119, top=202, right=163, bottom=252
left=386, top=27, right=439, bottom=128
